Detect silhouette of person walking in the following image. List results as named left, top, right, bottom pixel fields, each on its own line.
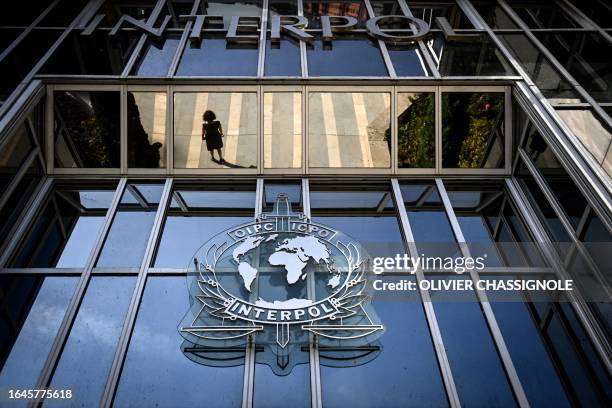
left=202, top=110, right=224, bottom=163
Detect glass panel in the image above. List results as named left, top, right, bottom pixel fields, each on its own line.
left=307, top=38, right=388, bottom=77
left=49, top=277, right=136, bottom=407
left=442, top=92, right=505, bottom=169
left=0, top=162, right=42, bottom=245
left=473, top=3, right=518, bottom=29
left=155, top=185, right=256, bottom=268
left=320, top=276, right=448, bottom=407
left=555, top=109, right=611, bottom=164
left=11, top=185, right=116, bottom=268
left=115, top=277, right=245, bottom=407
left=400, top=182, right=461, bottom=259
left=497, top=33, right=579, bottom=101
left=397, top=92, right=435, bottom=168
left=37, top=0, right=89, bottom=27
left=173, top=92, right=257, bottom=169
left=568, top=0, right=612, bottom=28
left=96, top=183, right=164, bottom=268
left=197, top=0, right=262, bottom=29
left=0, top=29, right=62, bottom=102
left=264, top=38, right=301, bottom=77
left=0, top=277, right=78, bottom=390
left=268, top=0, right=299, bottom=15
left=303, top=1, right=369, bottom=29
left=264, top=92, right=302, bottom=168
left=308, top=92, right=391, bottom=168
left=310, top=188, right=445, bottom=405
left=386, top=43, right=427, bottom=77
left=127, top=92, right=167, bottom=168
left=54, top=91, right=121, bottom=168
left=512, top=3, right=579, bottom=28
left=0, top=2, right=50, bottom=26
left=0, top=122, right=33, bottom=197
left=535, top=32, right=612, bottom=103
left=263, top=181, right=302, bottom=212
left=488, top=287, right=571, bottom=407
left=131, top=35, right=181, bottom=76
left=408, top=1, right=474, bottom=29
left=176, top=36, right=259, bottom=76
left=254, top=344, right=310, bottom=407
left=97, top=0, right=156, bottom=27
left=430, top=276, right=516, bottom=406
left=429, top=33, right=514, bottom=76
left=40, top=30, right=140, bottom=75
left=370, top=0, right=403, bottom=16
left=516, top=160, right=572, bottom=243
left=522, top=128, right=588, bottom=231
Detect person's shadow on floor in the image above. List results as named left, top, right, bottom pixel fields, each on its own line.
left=211, top=158, right=255, bottom=169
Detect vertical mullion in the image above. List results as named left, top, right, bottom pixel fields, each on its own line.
left=46, top=85, right=54, bottom=175
left=257, top=0, right=269, bottom=78
left=100, top=178, right=173, bottom=407
left=120, top=85, right=128, bottom=174
left=435, top=178, right=530, bottom=408
left=397, top=0, right=440, bottom=78
left=242, top=178, right=264, bottom=408
left=34, top=177, right=128, bottom=397
left=298, top=0, right=308, bottom=78
left=363, top=0, right=396, bottom=78
left=505, top=86, right=512, bottom=174
left=390, top=179, right=461, bottom=408
left=435, top=87, right=442, bottom=173
left=303, top=178, right=322, bottom=408
left=505, top=178, right=612, bottom=373
left=167, top=85, right=173, bottom=175
left=391, top=86, right=397, bottom=174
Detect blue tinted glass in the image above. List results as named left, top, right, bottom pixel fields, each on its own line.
left=56, top=217, right=105, bottom=267
left=320, top=276, right=447, bottom=407
left=133, top=36, right=180, bottom=76
left=312, top=216, right=405, bottom=259
left=387, top=46, right=427, bottom=76
left=155, top=216, right=252, bottom=267
left=431, top=277, right=516, bottom=407
left=491, top=300, right=570, bottom=407
left=96, top=212, right=156, bottom=267
left=265, top=39, right=301, bottom=76
left=254, top=362, right=310, bottom=407
left=176, top=38, right=258, bottom=76
left=115, top=277, right=245, bottom=407
left=49, top=277, right=136, bottom=407
left=307, top=39, right=388, bottom=77
left=0, top=278, right=77, bottom=392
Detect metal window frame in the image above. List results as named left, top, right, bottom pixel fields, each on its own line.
left=505, top=177, right=612, bottom=375
left=33, top=177, right=127, bottom=398
left=434, top=178, right=530, bottom=407
left=100, top=178, right=173, bottom=407
left=125, top=85, right=169, bottom=175
left=390, top=178, right=460, bottom=407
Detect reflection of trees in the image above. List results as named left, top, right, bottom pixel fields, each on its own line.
left=55, top=92, right=120, bottom=168
left=443, top=93, right=503, bottom=168
left=127, top=93, right=162, bottom=168
left=390, top=93, right=435, bottom=168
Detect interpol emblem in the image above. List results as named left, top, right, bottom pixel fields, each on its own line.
left=179, top=193, right=383, bottom=374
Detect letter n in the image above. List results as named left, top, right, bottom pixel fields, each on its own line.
left=109, top=15, right=171, bottom=38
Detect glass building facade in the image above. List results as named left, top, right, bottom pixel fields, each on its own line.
left=0, top=0, right=610, bottom=407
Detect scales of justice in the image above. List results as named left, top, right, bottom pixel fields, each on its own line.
left=179, top=194, right=384, bottom=375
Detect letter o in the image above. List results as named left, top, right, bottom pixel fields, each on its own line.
left=308, top=306, right=321, bottom=317
left=366, top=15, right=430, bottom=44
